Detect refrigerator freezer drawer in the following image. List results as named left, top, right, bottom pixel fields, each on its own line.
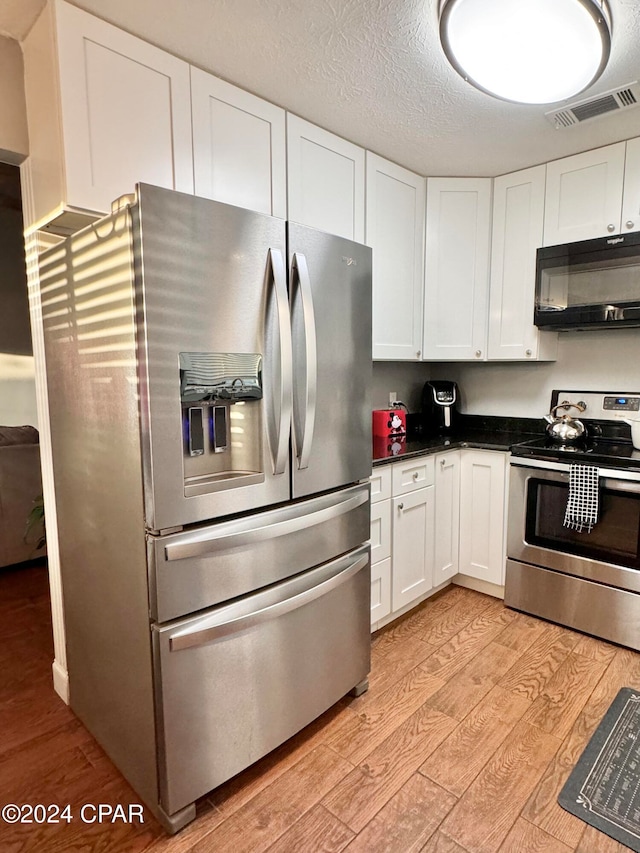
left=149, top=483, right=370, bottom=621
left=152, top=544, right=371, bottom=815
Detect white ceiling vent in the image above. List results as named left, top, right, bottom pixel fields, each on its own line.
left=545, top=82, right=640, bottom=129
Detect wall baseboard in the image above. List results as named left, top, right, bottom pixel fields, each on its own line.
left=52, top=659, right=69, bottom=704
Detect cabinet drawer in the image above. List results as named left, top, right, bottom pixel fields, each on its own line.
left=371, top=558, right=391, bottom=626
left=392, top=456, right=435, bottom=494
left=370, top=465, right=392, bottom=503
left=370, top=499, right=391, bottom=563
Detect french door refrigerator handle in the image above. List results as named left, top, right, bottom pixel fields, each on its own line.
left=269, top=248, right=293, bottom=474
left=291, top=252, right=317, bottom=469
left=168, top=551, right=369, bottom=651
left=163, top=487, right=369, bottom=562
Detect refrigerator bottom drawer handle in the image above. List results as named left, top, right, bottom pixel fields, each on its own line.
left=169, top=553, right=368, bottom=652
left=163, top=489, right=368, bottom=562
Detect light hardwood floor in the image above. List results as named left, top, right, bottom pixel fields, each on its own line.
left=1, top=561, right=636, bottom=852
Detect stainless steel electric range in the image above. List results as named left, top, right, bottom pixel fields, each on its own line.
left=505, top=390, right=640, bottom=651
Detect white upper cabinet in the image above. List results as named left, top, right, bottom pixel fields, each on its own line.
left=366, top=153, right=426, bottom=361
left=286, top=114, right=365, bottom=242
left=191, top=69, right=286, bottom=218
left=622, top=137, right=640, bottom=234
left=23, top=0, right=194, bottom=231
left=423, top=178, right=492, bottom=361
left=488, top=165, right=557, bottom=361
left=543, top=142, right=626, bottom=245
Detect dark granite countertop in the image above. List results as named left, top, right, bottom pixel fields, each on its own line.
left=372, top=414, right=546, bottom=466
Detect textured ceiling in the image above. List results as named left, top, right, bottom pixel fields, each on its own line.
left=6, top=0, right=640, bottom=176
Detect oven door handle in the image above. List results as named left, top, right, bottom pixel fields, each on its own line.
left=511, top=457, right=640, bottom=486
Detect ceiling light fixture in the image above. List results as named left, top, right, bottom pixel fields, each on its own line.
left=439, top=0, right=612, bottom=105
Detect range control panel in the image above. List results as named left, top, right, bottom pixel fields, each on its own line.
left=603, top=396, right=640, bottom=412
left=554, top=390, right=640, bottom=421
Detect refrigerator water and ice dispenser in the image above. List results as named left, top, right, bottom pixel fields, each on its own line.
left=180, top=351, right=264, bottom=495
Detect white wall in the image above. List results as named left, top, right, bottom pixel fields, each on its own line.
left=430, top=329, right=640, bottom=417
left=0, top=354, right=38, bottom=426
left=0, top=36, right=28, bottom=163
left=372, top=361, right=430, bottom=412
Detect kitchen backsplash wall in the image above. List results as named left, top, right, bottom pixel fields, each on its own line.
left=430, top=329, right=640, bottom=417
left=372, top=361, right=431, bottom=412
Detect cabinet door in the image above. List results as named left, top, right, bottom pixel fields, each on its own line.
left=370, top=499, right=391, bottom=565
left=55, top=0, right=193, bottom=215
left=191, top=69, right=286, bottom=218
left=371, top=558, right=392, bottom=627
left=423, top=178, right=492, bottom=361
left=543, top=142, right=626, bottom=245
left=366, top=153, right=425, bottom=361
left=286, top=114, right=365, bottom=242
left=434, top=452, right=460, bottom=585
left=488, top=166, right=557, bottom=361
left=459, top=451, right=507, bottom=586
left=392, top=487, right=434, bottom=611
left=622, top=137, right=640, bottom=235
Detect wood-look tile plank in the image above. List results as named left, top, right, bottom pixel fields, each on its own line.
left=571, top=634, right=618, bottom=664
left=498, top=624, right=579, bottom=701
left=209, top=700, right=357, bottom=816
left=420, top=685, right=531, bottom=798
left=190, top=745, right=354, bottom=853
left=371, top=586, right=467, bottom=651
left=438, top=721, right=561, bottom=853
left=493, top=611, right=546, bottom=652
left=323, top=705, right=457, bottom=833
left=575, top=825, right=629, bottom=852
left=420, top=831, right=470, bottom=852
left=522, top=642, right=640, bottom=848
left=368, top=633, right=437, bottom=694
left=426, top=641, right=521, bottom=721
left=521, top=651, right=608, bottom=741
left=419, top=604, right=516, bottom=683
left=412, top=592, right=501, bottom=649
left=263, top=804, right=354, bottom=853
left=497, top=818, right=573, bottom=852
left=342, top=773, right=456, bottom=853
left=326, top=667, right=446, bottom=765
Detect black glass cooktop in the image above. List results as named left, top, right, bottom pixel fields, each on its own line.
left=511, top=436, right=640, bottom=470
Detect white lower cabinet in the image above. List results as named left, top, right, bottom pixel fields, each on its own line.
left=370, top=448, right=508, bottom=630
left=369, top=458, right=435, bottom=629
left=433, top=451, right=460, bottom=584
left=458, top=450, right=508, bottom=587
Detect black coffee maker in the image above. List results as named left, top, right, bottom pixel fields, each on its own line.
left=421, top=381, right=459, bottom=436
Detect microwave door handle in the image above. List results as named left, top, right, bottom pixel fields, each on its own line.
left=168, top=551, right=368, bottom=651
left=292, top=252, right=317, bottom=470
left=268, top=248, right=292, bottom=475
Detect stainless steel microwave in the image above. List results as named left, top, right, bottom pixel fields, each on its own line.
left=535, top=230, right=640, bottom=330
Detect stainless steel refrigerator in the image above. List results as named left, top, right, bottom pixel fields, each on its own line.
left=39, top=184, right=372, bottom=832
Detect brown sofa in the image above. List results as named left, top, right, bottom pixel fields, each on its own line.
left=0, top=425, right=45, bottom=568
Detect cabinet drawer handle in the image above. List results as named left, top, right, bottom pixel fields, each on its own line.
left=525, top=349, right=532, bottom=357
left=626, top=220, right=635, bottom=229
left=440, top=458, right=446, bottom=467
left=398, top=502, right=404, bottom=511
left=412, top=471, right=419, bottom=480
left=607, top=223, right=616, bottom=232
left=475, top=350, right=482, bottom=358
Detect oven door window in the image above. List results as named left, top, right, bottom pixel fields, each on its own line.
left=526, top=479, right=640, bottom=569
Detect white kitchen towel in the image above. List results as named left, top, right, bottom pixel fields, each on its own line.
left=563, top=464, right=599, bottom=533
